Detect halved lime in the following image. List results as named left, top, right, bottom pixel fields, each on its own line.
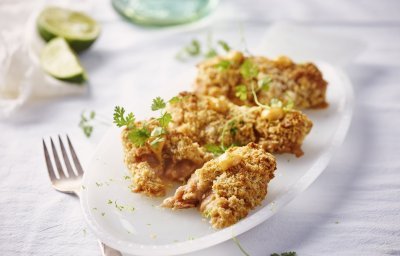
left=40, top=37, right=87, bottom=83
left=37, top=6, right=100, bottom=52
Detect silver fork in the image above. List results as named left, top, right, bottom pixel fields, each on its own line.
left=43, top=135, right=122, bottom=256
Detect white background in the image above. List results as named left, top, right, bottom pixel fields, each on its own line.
left=1, top=0, right=400, bottom=255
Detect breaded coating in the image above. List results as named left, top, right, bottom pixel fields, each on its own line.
left=195, top=51, right=328, bottom=109
left=122, top=127, right=213, bottom=197
left=168, top=92, right=312, bottom=156
left=122, top=92, right=311, bottom=197
left=162, top=143, right=276, bottom=229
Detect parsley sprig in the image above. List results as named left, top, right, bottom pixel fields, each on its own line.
left=79, top=110, right=111, bottom=138
left=113, top=106, right=135, bottom=127
left=205, top=118, right=241, bottom=156
left=114, top=96, right=175, bottom=148
left=236, top=58, right=293, bottom=111
left=151, top=97, right=166, bottom=111
left=240, top=59, right=259, bottom=79
left=235, top=85, right=248, bottom=101
left=176, top=34, right=231, bottom=61
left=79, top=111, right=96, bottom=137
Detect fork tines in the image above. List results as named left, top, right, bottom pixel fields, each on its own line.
left=42, top=135, right=84, bottom=180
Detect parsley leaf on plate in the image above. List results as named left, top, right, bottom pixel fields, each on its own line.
left=151, top=97, right=166, bottom=111
left=215, top=60, right=231, bottom=71
left=258, top=76, right=272, bottom=91
left=205, top=48, right=218, bottom=58
left=128, top=127, right=150, bottom=147
left=169, top=96, right=181, bottom=104
left=204, top=144, right=226, bottom=156
left=113, top=106, right=135, bottom=127
left=158, top=112, right=172, bottom=128
left=185, top=39, right=201, bottom=56
left=240, top=59, right=259, bottom=79
left=218, top=40, right=231, bottom=52
left=235, top=85, right=248, bottom=101
left=79, top=111, right=96, bottom=137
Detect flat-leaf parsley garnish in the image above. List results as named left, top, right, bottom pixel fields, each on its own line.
left=79, top=110, right=96, bottom=137
left=128, top=127, right=151, bottom=147
left=258, top=76, right=272, bottom=91
left=235, top=85, right=248, bottom=101
left=215, top=60, right=231, bottom=71
left=204, top=144, right=225, bottom=155
left=217, top=40, right=231, bottom=52
left=113, top=96, right=174, bottom=148
left=151, top=97, right=166, bottom=111
left=169, top=96, right=182, bottom=104
left=113, top=106, right=135, bottom=127
left=205, top=118, right=241, bottom=156
left=240, top=59, right=259, bottom=79
left=176, top=36, right=233, bottom=61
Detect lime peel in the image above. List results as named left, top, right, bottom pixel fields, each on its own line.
left=40, top=37, right=87, bottom=83
left=37, top=6, right=100, bottom=52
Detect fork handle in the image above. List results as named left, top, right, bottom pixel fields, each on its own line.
left=99, top=241, right=123, bottom=256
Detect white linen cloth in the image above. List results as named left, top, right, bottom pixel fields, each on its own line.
left=1, top=0, right=400, bottom=255
left=0, top=0, right=93, bottom=119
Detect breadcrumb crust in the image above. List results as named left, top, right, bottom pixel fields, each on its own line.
left=162, top=143, right=276, bottom=229
left=195, top=51, right=328, bottom=109
left=121, top=93, right=311, bottom=197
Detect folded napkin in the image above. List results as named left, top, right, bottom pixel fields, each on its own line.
left=0, top=0, right=93, bottom=119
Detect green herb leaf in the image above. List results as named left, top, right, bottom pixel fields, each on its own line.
left=113, top=106, right=135, bottom=128
left=186, top=39, right=201, bottom=56
left=215, top=60, right=231, bottom=71
left=235, top=85, right=248, bottom=101
left=151, top=97, right=166, bottom=111
left=258, top=76, right=272, bottom=91
left=240, top=59, right=259, bottom=79
left=158, top=112, right=172, bottom=128
left=128, top=127, right=150, bottom=147
left=82, top=125, right=93, bottom=138
left=79, top=111, right=96, bottom=138
left=217, top=40, right=231, bottom=52
left=228, top=120, right=238, bottom=136
left=205, top=48, right=217, bottom=58
left=169, top=96, right=181, bottom=104
left=90, top=111, right=95, bottom=119
left=204, top=144, right=225, bottom=156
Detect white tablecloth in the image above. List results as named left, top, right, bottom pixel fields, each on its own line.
left=1, top=0, right=400, bottom=255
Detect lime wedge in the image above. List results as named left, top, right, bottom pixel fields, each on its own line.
left=37, top=6, right=100, bottom=52
left=40, top=37, right=87, bottom=83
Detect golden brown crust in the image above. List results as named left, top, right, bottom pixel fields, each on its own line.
left=195, top=51, right=328, bottom=109
left=162, top=143, right=276, bottom=228
left=168, top=92, right=313, bottom=156
left=122, top=128, right=213, bottom=197
left=122, top=93, right=312, bottom=197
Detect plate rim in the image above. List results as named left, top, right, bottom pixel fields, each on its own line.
left=80, top=61, right=354, bottom=255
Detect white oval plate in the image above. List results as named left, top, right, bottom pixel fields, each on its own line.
left=80, top=61, right=353, bottom=255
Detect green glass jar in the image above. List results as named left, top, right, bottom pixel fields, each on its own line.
left=112, top=0, right=219, bottom=26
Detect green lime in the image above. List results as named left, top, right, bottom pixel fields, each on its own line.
left=37, top=6, right=100, bottom=52
left=40, top=37, right=87, bottom=83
